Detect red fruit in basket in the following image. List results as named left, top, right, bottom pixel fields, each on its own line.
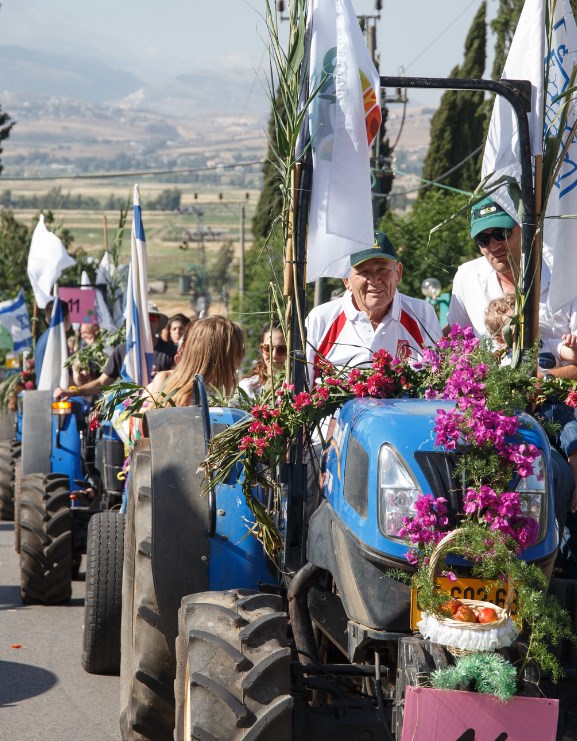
left=453, top=605, right=478, bottom=623
left=477, top=607, right=499, bottom=624
left=440, top=598, right=463, bottom=617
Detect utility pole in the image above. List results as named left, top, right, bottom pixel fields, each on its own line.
left=239, top=202, right=245, bottom=317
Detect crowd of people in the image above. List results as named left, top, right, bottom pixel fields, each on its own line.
left=44, top=197, right=577, bottom=570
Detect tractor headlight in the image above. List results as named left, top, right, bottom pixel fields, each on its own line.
left=378, top=444, right=422, bottom=539
left=515, top=452, right=547, bottom=543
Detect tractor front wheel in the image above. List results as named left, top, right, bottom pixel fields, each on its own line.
left=81, top=510, right=124, bottom=675
left=19, top=472, right=72, bottom=605
left=174, top=589, right=293, bottom=741
left=0, top=441, right=15, bottom=520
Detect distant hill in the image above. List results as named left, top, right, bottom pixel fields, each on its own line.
left=0, top=45, right=268, bottom=116
left=0, top=45, right=143, bottom=103
left=0, top=44, right=431, bottom=190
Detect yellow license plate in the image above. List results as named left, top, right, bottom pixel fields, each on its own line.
left=410, top=576, right=519, bottom=630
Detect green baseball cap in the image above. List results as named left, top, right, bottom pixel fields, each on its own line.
left=470, top=197, right=517, bottom=238
left=350, top=231, right=397, bottom=267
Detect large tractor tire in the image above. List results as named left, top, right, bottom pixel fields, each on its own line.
left=19, top=472, right=72, bottom=605
left=0, top=441, right=14, bottom=520
left=13, top=451, right=22, bottom=554
left=81, top=510, right=124, bottom=675
left=174, top=589, right=293, bottom=741
left=120, top=441, right=176, bottom=741
left=393, top=637, right=451, bottom=739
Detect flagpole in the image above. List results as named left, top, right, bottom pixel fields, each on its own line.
left=531, top=153, right=544, bottom=348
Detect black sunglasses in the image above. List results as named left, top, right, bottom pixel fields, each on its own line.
left=474, top=228, right=513, bottom=248
left=262, top=344, right=287, bottom=354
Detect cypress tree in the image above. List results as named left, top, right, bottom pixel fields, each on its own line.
left=0, top=104, right=14, bottom=176
left=419, top=2, right=487, bottom=195
left=252, top=91, right=284, bottom=242
left=490, top=0, right=523, bottom=81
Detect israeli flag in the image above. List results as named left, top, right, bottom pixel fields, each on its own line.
left=0, top=290, right=33, bottom=351
left=38, top=296, right=69, bottom=391
left=121, top=185, right=153, bottom=386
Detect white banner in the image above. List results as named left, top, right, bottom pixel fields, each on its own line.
left=306, top=0, right=381, bottom=282
left=482, top=0, right=577, bottom=313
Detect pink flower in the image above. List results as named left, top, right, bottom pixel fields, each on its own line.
left=566, top=390, right=577, bottom=408
left=406, top=549, right=419, bottom=565
left=293, top=392, right=312, bottom=411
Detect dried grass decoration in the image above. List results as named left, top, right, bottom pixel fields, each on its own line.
left=417, top=530, right=519, bottom=655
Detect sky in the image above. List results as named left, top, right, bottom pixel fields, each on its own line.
left=0, top=0, right=491, bottom=104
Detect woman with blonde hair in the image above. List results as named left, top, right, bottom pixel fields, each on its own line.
left=146, top=315, right=245, bottom=407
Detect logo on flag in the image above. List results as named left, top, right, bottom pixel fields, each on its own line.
left=0, top=290, right=32, bottom=351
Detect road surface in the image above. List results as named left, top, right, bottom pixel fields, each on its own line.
left=0, top=522, right=120, bottom=741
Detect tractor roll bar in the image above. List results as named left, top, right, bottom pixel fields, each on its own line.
left=380, top=76, right=537, bottom=349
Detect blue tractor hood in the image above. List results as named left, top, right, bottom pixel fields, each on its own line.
left=321, top=397, right=557, bottom=565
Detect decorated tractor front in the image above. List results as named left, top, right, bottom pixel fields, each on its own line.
left=310, top=396, right=558, bottom=634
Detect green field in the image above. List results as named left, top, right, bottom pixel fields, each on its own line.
left=6, top=181, right=261, bottom=316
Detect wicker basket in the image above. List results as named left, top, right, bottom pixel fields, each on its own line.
left=417, top=530, right=519, bottom=656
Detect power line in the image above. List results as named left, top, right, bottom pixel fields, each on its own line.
left=391, top=143, right=484, bottom=198
left=403, top=0, right=479, bottom=72
left=0, top=159, right=265, bottom=182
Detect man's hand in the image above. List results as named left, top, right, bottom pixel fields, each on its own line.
left=53, top=385, right=78, bottom=401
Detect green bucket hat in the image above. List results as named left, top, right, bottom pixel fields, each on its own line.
left=350, top=231, right=397, bottom=268
left=470, top=197, right=517, bottom=238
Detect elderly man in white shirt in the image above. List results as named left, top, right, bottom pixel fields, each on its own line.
left=306, top=232, right=442, bottom=384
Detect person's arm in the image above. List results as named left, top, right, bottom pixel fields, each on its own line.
left=548, top=365, right=577, bottom=380
left=54, top=371, right=114, bottom=401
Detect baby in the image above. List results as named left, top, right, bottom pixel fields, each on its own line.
left=485, top=294, right=577, bottom=514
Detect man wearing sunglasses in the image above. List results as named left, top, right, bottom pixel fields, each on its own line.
left=446, top=197, right=577, bottom=380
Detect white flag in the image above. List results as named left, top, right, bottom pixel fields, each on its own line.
left=121, top=186, right=153, bottom=386
left=306, top=0, right=381, bottom=282
left=81, top=269, right=115, bottom=331
left=482, top=0, right=577, bottom=313
left=96, top=250, right=125, bottom=327
left=0, top=289, right=32, bottom=351
left=27, top=215, right=76, bottom=309
left=38, top=296, right=69, bottom=391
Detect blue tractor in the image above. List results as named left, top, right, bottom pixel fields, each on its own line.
left=15, top=388, right=126, bottom=674
left=119, top=384, right=577, bottom=740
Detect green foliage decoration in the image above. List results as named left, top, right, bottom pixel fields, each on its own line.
left=431, top=652, right=518, bottom=701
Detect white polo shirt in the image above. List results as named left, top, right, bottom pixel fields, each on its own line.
left=447, top=257, right=577, bottom=361
left=305, top=290, right=442, bottom=383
